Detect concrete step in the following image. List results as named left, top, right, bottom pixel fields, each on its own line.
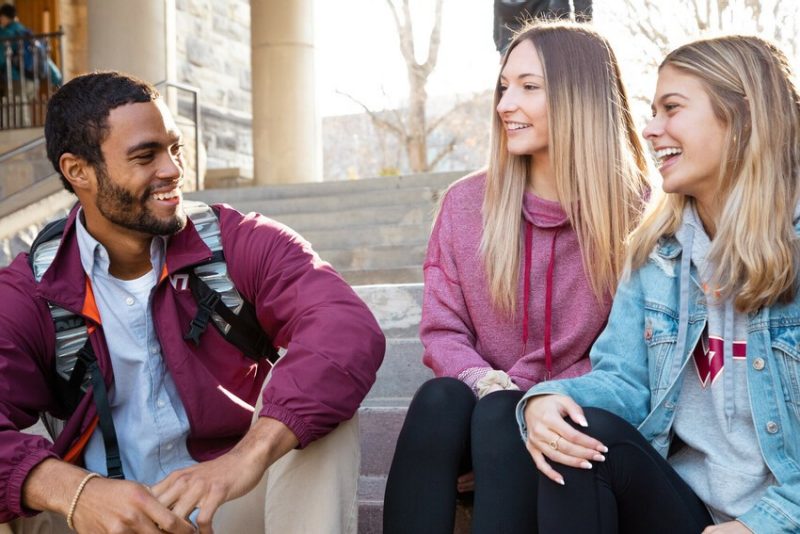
left=320, top=244, right=427, bottom=272
left=353, top=284, right=423, bottom=339
left=230, top=186, right=439, bottom=217
left=302, top=223, right=429, bottom=252
left=269, top=203, right=431, bottom=232
left=359, top=406, right=408, bottom=477
left=341, top=267, right=422, bottom=286
left=353, top=284, right=429, bottom=404
left=186, top=171, right=462, bottom=204
left=364, top=338, right=431, bottom=406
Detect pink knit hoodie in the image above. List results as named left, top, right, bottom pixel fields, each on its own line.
left=421, top=171, right=611, bottom=391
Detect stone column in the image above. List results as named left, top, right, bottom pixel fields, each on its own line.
left=251, top=0, right=321, bottom=184
left=87, top=0, right=167, bottom=84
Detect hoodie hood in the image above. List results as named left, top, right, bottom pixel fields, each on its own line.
left=522, top=191, right=570, bottom=228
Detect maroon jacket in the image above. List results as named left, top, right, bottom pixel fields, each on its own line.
left=0, top=204, right=385, bottom=521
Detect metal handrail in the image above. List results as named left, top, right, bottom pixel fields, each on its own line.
left=1, top=28, right=64, bottom=130
left=155, top=80, right=202, bottom=191
left=0, top=29, right=65, bottom=44
left=0, top=134, right=44, bottom=163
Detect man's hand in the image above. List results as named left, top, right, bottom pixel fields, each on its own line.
left=22, top=458, right=194, bottom=533
left=523, top=394, right=607, bottom=485
left=151, top=416, right=298, bottom=533
left=702, top=521, right=753, bottom=533
left=456, top=471, right=474, bottom=493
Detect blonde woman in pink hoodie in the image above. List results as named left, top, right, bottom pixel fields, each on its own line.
left=383, top=21, right=650, bottom=534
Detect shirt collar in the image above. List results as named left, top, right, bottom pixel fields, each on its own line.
left=75, top=209, right=167, bottom=280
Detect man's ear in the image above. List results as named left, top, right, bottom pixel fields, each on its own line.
left=59, top=153, right=93, bottom=192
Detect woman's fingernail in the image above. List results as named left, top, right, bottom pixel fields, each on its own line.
left=578, top=416, right=589, bottom=427
left=599, top=445, right=609, bottom=453
left=593, top=454, right=606, bottom=462
left=580, top=461, right=593, bottom=469
left=556, top=477, right=565, bottom=486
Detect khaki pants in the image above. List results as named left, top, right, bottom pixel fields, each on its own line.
left=4, top=388, right=360, bottom=533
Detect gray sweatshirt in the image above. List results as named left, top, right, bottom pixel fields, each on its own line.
left=668, top=203, right=776, bottom=523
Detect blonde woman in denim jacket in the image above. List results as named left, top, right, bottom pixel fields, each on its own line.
left=518, top=36, right=800, bottom=534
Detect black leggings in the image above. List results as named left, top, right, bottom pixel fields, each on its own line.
left=538, top=407, right=713, bottom=534
left=383, top=377, right=539, bottom=534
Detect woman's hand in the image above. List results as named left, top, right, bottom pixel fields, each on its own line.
left=702, top=521, right=753, bottom=533
left=523, top=394, right=608, bottom=485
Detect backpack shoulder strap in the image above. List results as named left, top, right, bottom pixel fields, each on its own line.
left=29, top=216, right=124, bottom=479
left=182, top=201, right=280, bottom=364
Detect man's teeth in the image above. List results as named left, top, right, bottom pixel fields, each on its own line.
left=655, top=147, right=682, bottom=160
left=153, top=189, right=179, bottom=200
left=507, top=122, right=531, bottom=130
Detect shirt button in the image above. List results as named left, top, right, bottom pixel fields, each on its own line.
left=166, top=443, right=174, bottom=451
left=753, top=358, right=765, bottom=371
left=766, top=421, right=779, bottom=434
left=150, top=346, right=159, bottom=354
left=664, top=401, right=675, bottom=410
left=125, top=296, right=135, bottom=306
left=157, top=400, right=165, bottom=408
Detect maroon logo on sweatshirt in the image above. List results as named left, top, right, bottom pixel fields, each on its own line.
left=692, top=330, right=746, bottom=387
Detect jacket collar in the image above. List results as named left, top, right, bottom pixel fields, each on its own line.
left=37, top=203, right=213, bottom=314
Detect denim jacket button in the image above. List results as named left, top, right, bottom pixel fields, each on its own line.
left=753, top=358, right=766, bottom=371
left=664, top=401, right=675, bottom=410
left=766, top=421, right=779, bottom=434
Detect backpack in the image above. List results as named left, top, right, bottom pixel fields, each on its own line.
left=28, top=201, right=280, bottom=479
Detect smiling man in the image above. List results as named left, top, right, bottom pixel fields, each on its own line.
left=0, top=72, right=385, bottom=533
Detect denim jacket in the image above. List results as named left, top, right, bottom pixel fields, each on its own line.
left=517, top=228, right=800, bottom=533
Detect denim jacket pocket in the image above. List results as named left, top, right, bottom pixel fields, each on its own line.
left=643, top=307, right=678, bottom=394
left=771, top=332, right=800, bottom=420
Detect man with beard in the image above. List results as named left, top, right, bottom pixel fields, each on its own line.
left=0, top=72, right=385, bottom=533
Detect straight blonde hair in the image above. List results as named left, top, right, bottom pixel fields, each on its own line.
left=481, top=21, right=649, bottom=314
left=627, top=36, right=800, bottom=313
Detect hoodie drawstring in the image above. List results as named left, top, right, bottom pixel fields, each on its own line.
left=522, top=221, right=558, bottom=379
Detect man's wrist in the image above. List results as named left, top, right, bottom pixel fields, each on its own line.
left=22, top=458, right=90, bottom=517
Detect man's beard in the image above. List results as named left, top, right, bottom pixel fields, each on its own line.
left=94, top=164, right=186, bottom=236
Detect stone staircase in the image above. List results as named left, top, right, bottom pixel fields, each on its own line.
left=186, top=172, right=462, bottom=285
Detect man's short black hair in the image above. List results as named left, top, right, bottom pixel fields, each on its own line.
left=0, top=4, right=16, bottom=19
left=45, top=71, right=160, bottom=193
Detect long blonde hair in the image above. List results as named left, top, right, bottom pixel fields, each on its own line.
left=627, top=36, right=800, bottom=313
left=481, top=21, right=649, bottom=314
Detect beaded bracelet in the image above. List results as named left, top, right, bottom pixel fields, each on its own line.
left=66, top=472, right=100, bottom=531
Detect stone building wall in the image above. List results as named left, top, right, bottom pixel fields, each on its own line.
left=174, top=0, right=253, bottom=174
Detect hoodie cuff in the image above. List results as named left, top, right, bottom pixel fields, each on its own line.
left=457, top=367, right=492, bottom=394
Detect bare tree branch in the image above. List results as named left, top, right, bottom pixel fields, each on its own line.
left=335, top=89, right=408, bottom=139
left=421, top=0, right=444, bottom=76
left=428, top=137, right=458, bottom=170
left=426, top=92, right=488, bottom=136
left=386, top=0, right=415, bottom=67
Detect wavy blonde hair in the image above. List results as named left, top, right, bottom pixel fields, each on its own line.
left=627, top=35, right=800, bottom=313
left=480, top=21, right=649, bottom=314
